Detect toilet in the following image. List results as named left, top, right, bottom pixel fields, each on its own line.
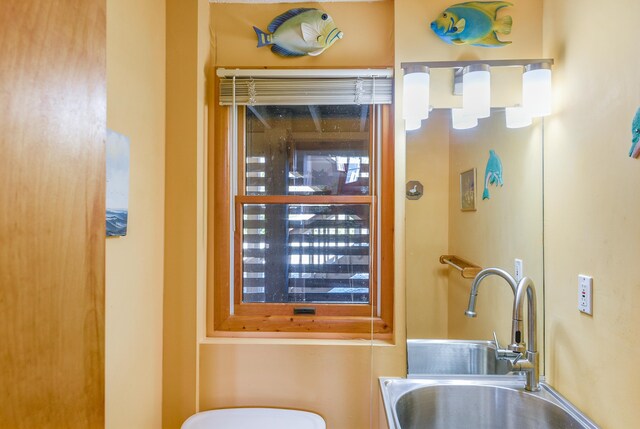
left=180, top=407, right=326, bottom=429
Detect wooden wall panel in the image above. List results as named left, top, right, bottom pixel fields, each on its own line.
left=0, top=1, right=106, bottom=428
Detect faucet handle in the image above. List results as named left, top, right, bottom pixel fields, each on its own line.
left=492, top=331, right=503, bottom=361
left=493, top=331, right=522, bottom=364
left=492, top=331, right=500, bottom=350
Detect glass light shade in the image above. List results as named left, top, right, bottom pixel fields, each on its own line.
left=463, top=64, right=490, bottom=119
left=452, top=108, right=478, bottom=130
left=403, top=67, right=430, bottom=120
left=523, top=63, right=552, bottom=117
left=405, top=118, right=422, bottom=131
left=505, top=106, right=532, bottom=128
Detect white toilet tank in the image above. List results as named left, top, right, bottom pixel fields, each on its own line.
left=181, top=407, right=326, bottom=429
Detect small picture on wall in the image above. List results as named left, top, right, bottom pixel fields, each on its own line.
left=106, top=129, right=130, bottom=237
left=460, top=168, right=476, bottom=211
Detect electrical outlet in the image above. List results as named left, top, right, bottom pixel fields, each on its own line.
left=578, top=275, right=593, bottom=315
left=514, top=259, right=523, bottom=282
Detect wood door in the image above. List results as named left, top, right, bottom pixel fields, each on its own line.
left=0, top=1, right=106, bottom=428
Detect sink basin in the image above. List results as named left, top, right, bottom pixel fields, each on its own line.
left=380, top=376, right=599, bottom=429
left=407, top=339, right=512, bottom=375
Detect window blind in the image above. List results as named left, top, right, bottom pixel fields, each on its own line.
left=217, top=68, right=393, bottom=106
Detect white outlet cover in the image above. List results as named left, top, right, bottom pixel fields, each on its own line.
left=514, top=259, right=523, bottom=282
left=578, top=274, right=593, bottom=315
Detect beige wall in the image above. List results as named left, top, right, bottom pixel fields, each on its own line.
left=192, top=3, right=404, bottom=429
left=106, top=1, right=165, bottom=428
left=211, top=2, right=393, bottom=67
left=543, top=0, right=640, bottom=427
left=199, top=342, right=403, bottom=429
left=163, top=0, right=210, bottom=427
left=405, top=110, right=450, bottom=339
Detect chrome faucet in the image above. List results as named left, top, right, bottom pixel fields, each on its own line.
left=465, top=268, right=524, bottom=352
left=465, top=268, right=540, bottom=391
left=464, top=267, right=517, bottom=317
left=510, top=276, right=540, bottom=391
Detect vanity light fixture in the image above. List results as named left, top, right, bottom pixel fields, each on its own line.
left=402, top=65, right=430, bottom=130
left=505, top=106, right=533, bottom=129
left=452, top=108, right=478, bottom=130
left=400, top=59, right=554, bottom=131
left=522, top=62, right=552, bottom=117
left=463, top=64, right=491, bottom=119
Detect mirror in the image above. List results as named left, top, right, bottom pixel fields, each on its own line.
left=405, top=109, right=544, bottom=365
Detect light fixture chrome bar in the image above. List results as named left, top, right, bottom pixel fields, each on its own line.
left=402, top=64, right=429, bottom=75
left=401, top=59, right=554, bottom=69
left=524, top=62, right=552, bottom=73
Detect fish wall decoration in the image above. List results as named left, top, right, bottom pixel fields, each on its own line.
left=629, top=107, right=640, bottom=158
left=253, top=8, right=343, bottom=57
left=431, top=1, right=513, bottom=47
left=482, top=149, right=503, bottom=199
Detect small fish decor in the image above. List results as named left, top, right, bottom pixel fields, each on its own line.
left=629, top=107, right=640, bottom=158
left=253, top=8, right=343, bottom=57
left=482, top=149, right=503, bottom=200
left=430, top=1, right=513, bottom=47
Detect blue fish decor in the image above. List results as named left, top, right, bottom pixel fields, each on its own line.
left=629, top=107, right=640, bottom=158
left=431, top=1, right=513, bottom=47
left=482, top=149, right=503, bottom=200
left=253, top=8, right=343, bottom=57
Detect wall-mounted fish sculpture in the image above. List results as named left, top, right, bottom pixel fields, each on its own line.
left=431, top=1, right=513, bottom=47
left=253, top=8, right=343, bottom=57
left=482, top=149, right=503, bottom=199
left=629, top=107, right=640, bottom=158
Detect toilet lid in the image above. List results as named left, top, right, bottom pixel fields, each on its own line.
left=181, top=408, right=326, bottom=429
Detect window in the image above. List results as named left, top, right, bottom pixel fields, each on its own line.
left=210, top=70, right=394, bottom=338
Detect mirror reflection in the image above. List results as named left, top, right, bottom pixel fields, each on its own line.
left=405, top=109, right=544, bottom=369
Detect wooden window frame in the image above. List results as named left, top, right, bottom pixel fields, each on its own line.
left=208, top=90, right=394, bottom=339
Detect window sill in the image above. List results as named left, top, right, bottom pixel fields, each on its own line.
left=209, top=314, right=392, bottom=341
left=199, top=335, right=396, bottom=347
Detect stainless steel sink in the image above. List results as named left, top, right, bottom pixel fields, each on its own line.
left=379, top=376, right=599, bottom=429
left=407, top=339, right=512, bottom=376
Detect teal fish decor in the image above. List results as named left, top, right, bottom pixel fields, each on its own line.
left=253, top=8, right=343, bottom=57
left=430, top=2, right=513, bottom=47
left=629, top=108, right=640, bottom=158
left=482, top=149, right=503, bottom=199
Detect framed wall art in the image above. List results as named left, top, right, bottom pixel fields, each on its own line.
left=106, top=129, right=130, bottom=237
left=460, top=168, right=477, bottom=211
